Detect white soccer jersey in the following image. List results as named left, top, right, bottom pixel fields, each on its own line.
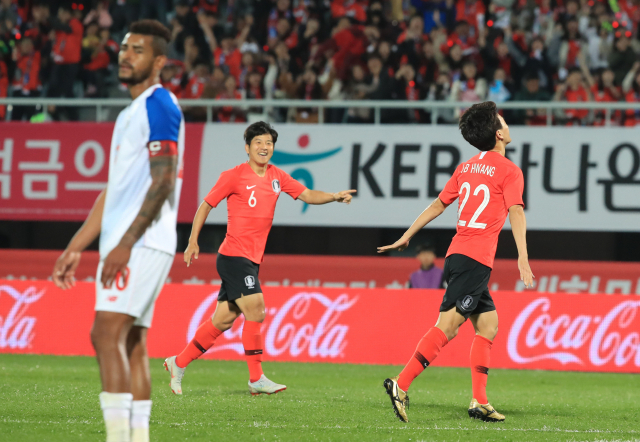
left=99, top=84, right=185, bottom=258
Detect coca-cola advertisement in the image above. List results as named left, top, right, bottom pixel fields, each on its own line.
left=1, top=280, right=639, bottom=373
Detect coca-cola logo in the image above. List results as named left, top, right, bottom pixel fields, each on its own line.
left=508, top=297, right=640, bottom=368
left=0, top=285, right=45, bottom=349
left=188, top=291, right=358, bottom=359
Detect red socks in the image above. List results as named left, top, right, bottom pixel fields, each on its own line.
left=242, top=320, right=264, bottom=383
left=175, top=320, right=223, bottom=368
left=470, top=335, right=493, bottom=404
left=397, top=327, right=449, bottom=392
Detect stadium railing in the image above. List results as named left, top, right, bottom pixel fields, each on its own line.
left=1, top=98, right=639, bottom=125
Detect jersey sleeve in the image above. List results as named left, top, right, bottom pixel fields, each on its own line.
left=279, top=169, right=307, bottom=200
left=204, top=170, right=234, bottom=208
left=146, top=88, right=182, bottom=157
left=438, top=165, right=461, bottom=205
left=503, top=166, right=525, bottom=209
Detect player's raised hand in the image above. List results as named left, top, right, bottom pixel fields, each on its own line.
left=101, top=244, right=131, bottom=288
left=518, top=256, right=535, bottom=288
left=52, top=249, right=81, bottom=290
left=334, top=189, right=357, bottom=204
left=377, top=238, right=410, bottom=253
left=184, top=242, right=199, bottom=267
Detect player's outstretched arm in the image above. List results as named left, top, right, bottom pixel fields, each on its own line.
left=509, top=204, right=534, bottom=288
left=101, top=154, right=178, bottom=288
left=52, top=189, right=106, bottom=289
left=297, top=189, right=356, bottom=205
left=184, top=201, right=213, bottom=267
left=377, top=198, right=449, bottom=253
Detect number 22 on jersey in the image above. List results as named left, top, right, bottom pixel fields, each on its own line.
left=457, top=182, right=490, bottom=229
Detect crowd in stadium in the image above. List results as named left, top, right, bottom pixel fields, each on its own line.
left=2, top=0, right=640, bottom=124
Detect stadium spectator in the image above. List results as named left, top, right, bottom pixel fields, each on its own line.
left=554, top=67, right=593, bottom=125
left=215, top=74, right=245, bottom=122
left=48, top=4, right=83, bottom=121
left=161, top=59, right=185, bottom=96
left=5, top=0, right=640, bottom=126
left=512, top=73, right=552, bottom=125
left=11, top=36, right=41, bottom=120
left=609, top=34, right=636, bottom=85
left=622, top=61, right=640, bottom=125
left=83, top=0, right=112, bottom=29
left=80, top=22, right=110, bottom=98
left=408, top=242, right=444, bottom=289
left=450, top=60, right=487, bottom=117
left=589, top=67, right=622, bottom=125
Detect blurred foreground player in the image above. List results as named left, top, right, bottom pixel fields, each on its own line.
left=52, top=20, right=183, bottom=442
left=378, top=101, right=534, bottom=423
left=164, top=122, right=355, bottom=396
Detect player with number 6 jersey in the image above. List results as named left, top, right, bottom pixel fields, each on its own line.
left=378, top=101, right=534, bottom=424
left=164, top=121, right=357, bottom=397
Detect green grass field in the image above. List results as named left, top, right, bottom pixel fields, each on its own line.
left=1, top=354, right=638, bottom=442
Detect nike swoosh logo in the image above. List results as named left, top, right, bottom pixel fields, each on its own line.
left=246, top=185, right=256, bottom=189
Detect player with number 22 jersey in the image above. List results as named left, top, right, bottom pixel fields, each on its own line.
left=378, top=101, right=534, bottom=425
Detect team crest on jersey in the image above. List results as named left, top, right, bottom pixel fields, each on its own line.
left=272, top=179, right=281, bottom=194
left=461, top=295, right=473, bottom=310
left=245, top=275, right=256, bottom=289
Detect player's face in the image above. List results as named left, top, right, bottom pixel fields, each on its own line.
left=497, top=114, right=511, bottom=145
left=245, top=134, right=274, bottom=166
left=417, top=250, right=436, bottom=268
left=118, top=33, right=156, bottom=85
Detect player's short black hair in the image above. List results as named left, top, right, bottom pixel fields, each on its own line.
left=129, top=20, right=171, bottom=56
left=459, top=101, right=503, bottom=152
left=416, top=242, right=436, bottom=254
left=244, top=122, right=278, bottom=146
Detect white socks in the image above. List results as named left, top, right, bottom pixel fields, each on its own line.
left=131, top=400, right=152, bottom=442
left=99, top=392, right=133, bottom=442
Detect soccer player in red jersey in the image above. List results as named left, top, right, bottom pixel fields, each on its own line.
left=164, top=121, right=356, bottom=395
left=378, top=101, right=534, bottom=423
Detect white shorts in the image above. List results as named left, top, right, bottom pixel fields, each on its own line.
left=95, top=247, right=173, bottom=328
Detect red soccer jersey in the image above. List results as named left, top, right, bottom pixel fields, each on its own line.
left=204, top=163, right=307, bottom=264
left=439, top=151, right=524, bottom=268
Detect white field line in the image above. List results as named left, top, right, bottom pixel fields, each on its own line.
left=1, top=418, right=639, bottom=435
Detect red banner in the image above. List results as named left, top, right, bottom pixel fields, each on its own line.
left=1, top=280, right=639, bottom=373
left=0, top=123, right=203, bottom=222
left=3, top=250, right=640, bottom=295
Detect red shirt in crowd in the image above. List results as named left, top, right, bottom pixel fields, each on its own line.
left=13, top=51, right=41, bottom=92
left=53, top=18, right=83, bottom=64
left=215, top=89, right=246, bottom=122
left=204, top=163, right=307, bottom=263
left=564, top=85, right=589, bottom=119
left=331, top=0, right=367, bottom=22
left=439, top=151, right=524, bottom=269
left=214, top=47, right=242, bottom=81
left=456, top=0, right=486, bottom=30
left=182, top=74, right=206, bottom=99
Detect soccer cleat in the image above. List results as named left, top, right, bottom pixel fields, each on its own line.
left=248, top=375, right=287, bottom=396
left=163, top=356, right=185, bottom=395
left=468, top=398, right=505, bottom=422
left=383, top=376, right=410, bottom=423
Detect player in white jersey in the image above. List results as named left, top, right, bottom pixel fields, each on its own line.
left=52, top=20, right=183, bottom=442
